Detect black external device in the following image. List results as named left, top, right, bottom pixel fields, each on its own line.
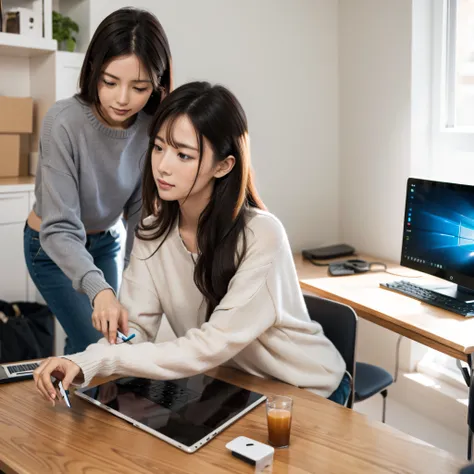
left=302, top=244, right=355, bottom=261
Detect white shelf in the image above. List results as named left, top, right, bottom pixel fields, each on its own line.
left=0, top=32, right=57, bottom=57
left=0, top=177, right=35, bottom=193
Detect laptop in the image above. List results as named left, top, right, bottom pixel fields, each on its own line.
left=75, top=373, right=266, bottom=453
left=0, top=360, right=42, bottom=383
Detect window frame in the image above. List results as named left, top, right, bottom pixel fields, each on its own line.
left=431, top=0, right=474, bottom=154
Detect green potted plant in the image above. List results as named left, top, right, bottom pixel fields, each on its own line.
left=52, top=11, right=79, bottom=52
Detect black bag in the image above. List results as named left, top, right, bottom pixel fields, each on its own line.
left=0, top=300, right=54, bottom=363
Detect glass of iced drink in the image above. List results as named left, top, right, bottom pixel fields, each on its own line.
left=266, top=395, right=293, bottom=448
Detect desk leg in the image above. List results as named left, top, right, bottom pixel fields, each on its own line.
left=394, top=335, right=403, bottom=383
left=468, top=354, right=473, bottom=461
left=469, top=428, right=473, bottom=461
left=458, top=356, right=474, bottom=460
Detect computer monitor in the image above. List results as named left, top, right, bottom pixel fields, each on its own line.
left=401, top=177, right=474, bottom=302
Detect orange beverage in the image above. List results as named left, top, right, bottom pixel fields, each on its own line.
left=266, top=395, right=293, bottom=448
left=267, top=409, right=292, bottom=447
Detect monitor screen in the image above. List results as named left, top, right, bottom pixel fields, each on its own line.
left=401, top=178, right=474, bottom=291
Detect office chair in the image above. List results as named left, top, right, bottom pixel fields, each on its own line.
left=303, top=294, right=357, bottom=408
left=354, top=361, right=393, bottom=423
left=304, top=294, right=393, bottom=421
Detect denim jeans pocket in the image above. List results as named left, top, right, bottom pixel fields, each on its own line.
left=31, top=239, right=46, bottom=262
left=25, top=230, right=46, bottom=262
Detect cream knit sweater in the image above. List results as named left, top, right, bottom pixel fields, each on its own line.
left=66, top=209, right=346, bottom=397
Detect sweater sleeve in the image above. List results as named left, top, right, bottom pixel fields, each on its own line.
left=118, top=241, right=164, bottom=344
left=38, top=113, right=112, bottom=304
left=65, top=215, right=286, bottom=387
left=64, top=237, right=164, bottom=384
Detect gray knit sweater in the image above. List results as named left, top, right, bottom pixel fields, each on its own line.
left=33, top=96, right=151, bottom=304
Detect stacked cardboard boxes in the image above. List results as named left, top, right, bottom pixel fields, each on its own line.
left=0, top=96, right=33, bottom=178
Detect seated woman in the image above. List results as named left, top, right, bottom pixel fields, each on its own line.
left=33, top=81, right=348, bottom=405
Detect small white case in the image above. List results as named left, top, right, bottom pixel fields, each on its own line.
left=225, top=436, right=274, bottom=471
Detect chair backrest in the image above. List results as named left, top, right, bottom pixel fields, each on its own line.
left=303, top=294, right=358, bottom=407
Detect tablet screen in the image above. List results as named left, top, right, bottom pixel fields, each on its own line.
left=79, top=373, right=266, bottom=448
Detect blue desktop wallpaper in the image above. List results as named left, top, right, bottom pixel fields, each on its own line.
left=404, top=182, right=474, bottom=277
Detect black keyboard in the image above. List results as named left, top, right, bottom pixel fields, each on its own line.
left=381, top=280, right=474, bottom=317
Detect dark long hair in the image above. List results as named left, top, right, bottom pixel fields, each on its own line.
left=78, top=8, right=173, bottom=115
left=138, top=82, right=266, bottom=320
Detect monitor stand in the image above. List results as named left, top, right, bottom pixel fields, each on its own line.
left=419, top=282, right=474, bottom=304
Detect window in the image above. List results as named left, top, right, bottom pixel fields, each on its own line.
left=431, top=0, right=474, bottom=155
left=446, top=0, right=474, bottom=128
left=459, top=221, right=474, bottom=244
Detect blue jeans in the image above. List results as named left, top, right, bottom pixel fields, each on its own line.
left=23, top=223, right=123, bottom=355
left=327, top=372, right=351, bottom=406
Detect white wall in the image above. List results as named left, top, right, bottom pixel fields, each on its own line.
left=410, top=0, right=433, bottom=179
left=338, top=0, right=415, bottom=410
left=89, top=0, right=340, bottom=250
left=339, top=0, right=412, bottom=261
left=0, top=57, right=31, bottom=97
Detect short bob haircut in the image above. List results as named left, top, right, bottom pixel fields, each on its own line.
left=77, top=7, right=173, bottom=115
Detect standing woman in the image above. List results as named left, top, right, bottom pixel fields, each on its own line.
left=24, top=8, right=173, bottom=354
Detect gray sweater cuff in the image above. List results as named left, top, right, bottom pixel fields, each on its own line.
left=81, top=271, right=114, bottom=305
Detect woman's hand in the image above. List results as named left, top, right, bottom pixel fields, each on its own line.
left=33, top=357, right=82, bottom=404
left=92, top=289, right=129, bottom=343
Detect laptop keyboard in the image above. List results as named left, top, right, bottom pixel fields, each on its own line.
left=6, top=362, right=40, bottom=375
left=117, top=378, right=200, bottom=409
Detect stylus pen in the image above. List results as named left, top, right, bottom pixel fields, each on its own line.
left=58, top=381, right=71, bottom=408
left=117, top=330, right=136, bottom=343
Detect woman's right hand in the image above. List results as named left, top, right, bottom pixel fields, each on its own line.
left=92, top=289, right=129, bottom=344
left=33, top=357, right=82, bottom=404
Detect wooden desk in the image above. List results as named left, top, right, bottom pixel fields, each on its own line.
left=295, top=253, right=474, bottom=362
left=0, top=368, right=465, bottom=474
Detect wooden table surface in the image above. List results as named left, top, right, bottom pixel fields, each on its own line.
left=0, top=367, right=466, bottom=474
left=295, top=253, right=474, bottom=361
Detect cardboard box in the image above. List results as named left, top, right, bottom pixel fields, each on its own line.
left=0, top=134, right=29, bottom=177
left=0, top=96, right=33, bottom=133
